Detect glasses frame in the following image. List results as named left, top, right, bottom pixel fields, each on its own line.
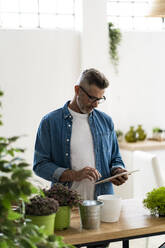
left=79, top=86, right=106, bottom=104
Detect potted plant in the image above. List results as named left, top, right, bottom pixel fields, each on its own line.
left=143, top=186, right=165, bottom=216
left=0, top=90, right=74, bottom=247
left=44, top=183, right=82, bottom=230
left=152, top=127, right=163, bottom=141
left=25, top=195, right=59, bottom=235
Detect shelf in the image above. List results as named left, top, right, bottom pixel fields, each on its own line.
left=119, top=140, right=165, bottom=151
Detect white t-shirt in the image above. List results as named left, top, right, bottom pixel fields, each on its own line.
left=69, top=107, right=96, bottom=200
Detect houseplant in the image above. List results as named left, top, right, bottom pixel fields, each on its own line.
left=25, top=195, right=59, bottom=235
left=143, top=186, right=165, bottom=216
left=0, top=90, right=74, bottom=248
left=44, top=183, right=82, bottom=230
left=108, top=22, right=122, bottom=72
left=152, top=127, right=163, bottom=140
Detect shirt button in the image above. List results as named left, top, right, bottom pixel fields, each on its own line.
left=66, top=153, right=69, bottom=156
left=66, top=139, right=69, bottom=142
left=69, top=115, right=72, bottom=118
left=68, top=124, right=71, bottom=127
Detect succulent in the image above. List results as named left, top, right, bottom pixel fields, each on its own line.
left=44, top=183, right=83, bottom=208
left=25, top=196, right=59, bottom=216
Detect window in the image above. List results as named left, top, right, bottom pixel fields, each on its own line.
left=0, top=0, right=75, bottom=29
left=107, top=0, right=163, bottom=31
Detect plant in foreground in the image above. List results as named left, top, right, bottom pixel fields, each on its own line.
left=0, top=90, right=74, bottom=248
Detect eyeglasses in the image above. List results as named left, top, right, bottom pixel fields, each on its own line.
left=79, top=86, right=106, bottom=104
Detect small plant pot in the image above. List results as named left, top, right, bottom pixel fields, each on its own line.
left=54, top=206, right=71, bottom=230
left=26, top=213, right=56, bottom=235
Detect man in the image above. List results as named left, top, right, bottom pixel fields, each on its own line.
left=33, top=68, right=128, bottom=200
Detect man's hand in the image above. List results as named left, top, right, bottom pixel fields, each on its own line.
left=59, top=166, right=101, bottom=182
left=111, top=167, right=128, bottom=186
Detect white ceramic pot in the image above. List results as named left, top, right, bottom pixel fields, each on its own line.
left=97, top=194, right=122, bottom=223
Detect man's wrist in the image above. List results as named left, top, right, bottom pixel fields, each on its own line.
left=59, top=169, right=76, bottom=182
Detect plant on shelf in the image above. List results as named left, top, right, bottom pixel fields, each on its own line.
left=108, top=22, right=122, bottom=72
left=153, top=127, right=163, bottom=133
left=143, top=186, right=165, bottom=216
left=152, top=127, right=164, bottom=141
left=0, top=89, right=74, bottom=248
left=44, top=183, right=83, bottom=230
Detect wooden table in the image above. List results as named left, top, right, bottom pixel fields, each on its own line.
left=55, top=199, right=165, bottom=248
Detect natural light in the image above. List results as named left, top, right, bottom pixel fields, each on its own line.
left=107, top=0, right=163, bottom=31
left=0, top=0, right=75, bottom=29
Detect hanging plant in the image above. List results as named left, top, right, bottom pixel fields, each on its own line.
left=108, top=22, right=122, bottom=71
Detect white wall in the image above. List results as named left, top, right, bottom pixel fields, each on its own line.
left=107, top=31, right=165, bottom=136
left=0, top=30, right=80, bottom=166
left=79, top=0, right=165, bottom=137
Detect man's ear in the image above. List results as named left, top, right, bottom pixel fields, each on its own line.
left=75, top=85, right=79, bottom=95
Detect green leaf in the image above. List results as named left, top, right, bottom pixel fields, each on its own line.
left=0, top=137, right=7, bottom=142
left=14, top=148, right=25, bottom=153
left=12, top=169, right=32, bottom=181
left=1, top=197, right=11, bottom=209
left=30, top=185, right=39, bottom=195
left=0, top=240, right=8, bottom=248
left=18, top=162, right=30, bottom=168
left=20, top=236, right=37, bottom=248
left=8, top=136, right=20, bottom=143
left=8, top=209, right=22, bottom=220
left=7, top=149, right=15, bottom=157
left=0, top=90, right=4, bottom=96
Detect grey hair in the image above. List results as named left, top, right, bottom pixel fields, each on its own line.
left=77, top=68, right=109, bottom=89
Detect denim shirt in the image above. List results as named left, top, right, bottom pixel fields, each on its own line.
left=33, top=101, right=125, bottom=199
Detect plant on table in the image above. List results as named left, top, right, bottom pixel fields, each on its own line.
left=44, top=183, right=82, bottom=208
left=0, top=89, right=74, bottom=247
left=44, top=183, right=83, bottom=230
left=25, top=195, right=59, bottom=235
left=143, top=186, right=165, bottom=216
left=25, top=195, right=59, bottom=216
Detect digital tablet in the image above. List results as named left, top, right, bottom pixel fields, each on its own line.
left=95, top=169, right=139, bottom=185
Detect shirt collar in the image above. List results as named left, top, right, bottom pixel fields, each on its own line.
left=63, top=100, right=95, bottom=120
left=63, top=101, right=72, bottom=119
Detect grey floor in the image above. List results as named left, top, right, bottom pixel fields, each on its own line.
left=109, top=235, right=165, bottom=248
